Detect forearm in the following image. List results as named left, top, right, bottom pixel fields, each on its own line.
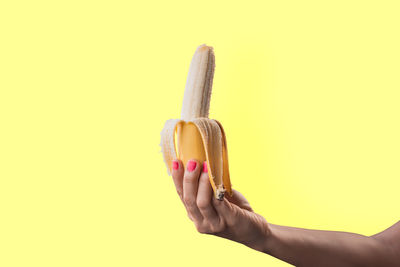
left=262, top=224, right=398, bottom=267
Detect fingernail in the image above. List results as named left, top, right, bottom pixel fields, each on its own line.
left=203, top=161, right=208, bottom=173
left=172, top=160, right=179, bottom=170
left=187, top=160, right=197, bottom=172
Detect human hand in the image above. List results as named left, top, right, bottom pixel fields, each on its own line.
left=171, top=158, right=270, bottom=252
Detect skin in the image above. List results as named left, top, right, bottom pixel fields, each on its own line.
left=171, top=158, right=400, bottom=267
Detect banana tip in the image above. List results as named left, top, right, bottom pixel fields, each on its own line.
left=197, top=44, right=213, bottom=52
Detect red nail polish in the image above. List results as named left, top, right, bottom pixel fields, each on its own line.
left=187, top=160, right=197, bottom=172
left=203, top=161, right=208, bottom=173
left=172, top=160, right=179, bottom=170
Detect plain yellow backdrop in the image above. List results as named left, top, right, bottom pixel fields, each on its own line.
left=1, top=0, right=399, bottom=266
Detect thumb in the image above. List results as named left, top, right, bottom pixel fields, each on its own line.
left=212, top=197, right=240, bottom=227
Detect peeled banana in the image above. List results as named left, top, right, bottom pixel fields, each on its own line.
left=160, top=44, right=232, bottom=200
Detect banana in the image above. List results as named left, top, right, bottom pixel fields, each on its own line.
left=160, top=44, right=232, bottom=200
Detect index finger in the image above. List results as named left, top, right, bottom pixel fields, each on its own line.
left=171, top=159, right=184, bottom=200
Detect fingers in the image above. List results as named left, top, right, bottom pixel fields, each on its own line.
left=196, top=162, right=219, bottom=225
left=182, top=159, right=203, bottom=222
left=172, top=159, right=241, bottom=234
left=171, top=159, right=184, bottom=200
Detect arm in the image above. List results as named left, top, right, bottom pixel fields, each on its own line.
left=170, top=158, right=400, bottom=267
left=264, top=223, right=400, bottom=267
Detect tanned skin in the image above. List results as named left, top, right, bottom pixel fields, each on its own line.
left=170, top=159, right=400, bottom=267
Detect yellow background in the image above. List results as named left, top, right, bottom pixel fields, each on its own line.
left=1, top=1, right=399, bottom=266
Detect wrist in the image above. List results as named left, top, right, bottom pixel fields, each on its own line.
left=249, top=214, right=273, bottom=253
left=262, top=223, right=278, bottom=255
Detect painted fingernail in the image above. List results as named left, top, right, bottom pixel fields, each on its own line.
left=203, top=161, right=208, bottom=173
left=187, top=160, right=197, bottom=172
left=172, top=160, right=179, bottom=170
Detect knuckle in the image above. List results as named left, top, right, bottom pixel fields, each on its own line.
left=195, top=224, right=210, bottom=234
left=208, top=225, right=220, bottom=234
left=210, top=219, right=225, bottom=233
left=196, top=198, right=209, bottom=210
left=195, top=221, right=224, bottom=235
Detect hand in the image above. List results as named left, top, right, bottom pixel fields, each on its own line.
left=171, top=158, right=270, bottom=252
